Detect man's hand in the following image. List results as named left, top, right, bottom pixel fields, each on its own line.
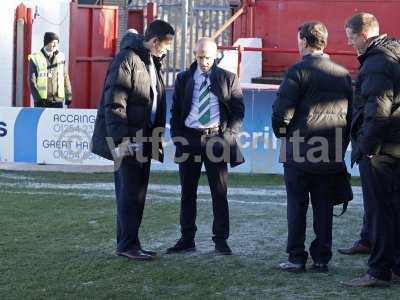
left=114, top=140, right=142, bottom=158
left=223, top=129, right=237, bottom=146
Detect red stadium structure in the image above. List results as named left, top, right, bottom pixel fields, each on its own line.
left=14, top=0, right=400, bottom=108
left=229, top=0, right=400, bottom=81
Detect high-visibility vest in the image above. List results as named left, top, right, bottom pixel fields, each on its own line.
left=28, top=51, right=65, bottom=99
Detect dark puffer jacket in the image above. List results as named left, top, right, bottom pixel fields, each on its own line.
left=351, top=35, right=400, bottom=165
left=91, top=32, right=166, bottom=161
left=272, top=53, right=353, bottom=173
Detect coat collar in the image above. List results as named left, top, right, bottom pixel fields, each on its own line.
left=188, top=61, right=218, bottom=78
left=357, top=34, right=388, bottom=64
left=41, top=47, right=59, bottom=60
left=302, top=52, right=329, bottom=60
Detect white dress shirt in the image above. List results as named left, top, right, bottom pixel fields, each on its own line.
left=185, top=67, right=220, bottom=129
left=149, top=55, right=158, bottom=124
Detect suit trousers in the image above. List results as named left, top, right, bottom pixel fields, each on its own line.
left=359, top=212, right=372, bottom=247
left=284, top=164, right=335, bottom=265
left=178, top=128, right=229, bottom=242
left=359, top=155, right=400, bottom=281
left=114, top=156, right=151, bottom=252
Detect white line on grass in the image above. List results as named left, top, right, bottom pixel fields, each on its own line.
left=0, top=181, right=363, bottom=199
left=2, top=189, right=364, bottom=206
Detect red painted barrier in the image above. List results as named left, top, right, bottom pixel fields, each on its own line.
left=146, top=2, right=157, bottom=24
left=232, top=0, right=400, bottom=76
left=218, top=45, right=355, bottom=78
left=69, top=2, right=118, bottom=108
left=127, top=9, right=145, bottom=34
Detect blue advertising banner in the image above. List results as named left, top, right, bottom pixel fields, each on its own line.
left=0, top=88, right=359, bottom=175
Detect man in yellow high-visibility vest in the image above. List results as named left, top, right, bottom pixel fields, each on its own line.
left=29, top=32, right=72, bottom=108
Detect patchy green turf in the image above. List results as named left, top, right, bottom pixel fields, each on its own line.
left=0, top=170, right=361, bottom=186
left=0, top=170, right=395, bottom=299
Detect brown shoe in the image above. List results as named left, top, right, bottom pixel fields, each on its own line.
left=341, top=273, right=390, bottom=287
left=338, top=240, right=371, bottom=255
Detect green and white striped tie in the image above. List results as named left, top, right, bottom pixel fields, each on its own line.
left=198, top=73, right=210, bottom=125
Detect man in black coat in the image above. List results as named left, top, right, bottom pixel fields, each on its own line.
left=342, top=13, right=400, bottom=287
left=272, top=22, right=353, bottom=273
left=166, top=38, right=244, bottom=255
left=91, top=20, right=175, bottom=260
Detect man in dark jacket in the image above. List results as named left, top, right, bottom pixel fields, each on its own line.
left=342, top=13, right=400, bottom=287
left=166, top=38, right=244, bottom=255
left=272, top=22, right=353, bottom=273
left=91, top=20, right=174, bottom=260
left=29, top=32, right=72, bottom=108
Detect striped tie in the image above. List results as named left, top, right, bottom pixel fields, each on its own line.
left=198, top=73, right=210, bottom=125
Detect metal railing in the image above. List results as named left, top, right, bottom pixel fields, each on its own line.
left=130, top=0, right=233, bottom=86
left=218, top=45, right=356, bottom=79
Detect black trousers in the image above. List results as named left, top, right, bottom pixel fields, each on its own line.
left=359, top=212, right=372, bottom=247
left=34, top=99, right=63, bottom=108
left=359, top=155, right=400, bottom=281
left=178, top=129, right=229, bottom=242
left=284, top=165, right=335, bottom=265
left=114, top=157, right=151, bottom=252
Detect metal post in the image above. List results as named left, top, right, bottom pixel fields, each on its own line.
left=180, top=0, right=189, bottom=71
left=237, top=45, right=243, bottom=79
left=15, top=19, right=25, bottom=107
left=24, top=8, right=32, bottom=107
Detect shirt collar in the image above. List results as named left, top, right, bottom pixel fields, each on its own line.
left=196, top=66, right=210, bottom=79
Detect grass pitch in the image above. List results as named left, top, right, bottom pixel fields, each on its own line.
left=0, top=170, right=398, bottom=299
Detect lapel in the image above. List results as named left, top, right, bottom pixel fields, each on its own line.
left=182, top=63, right=197, bottom=119
left=209, top=66, right=224, bottom=102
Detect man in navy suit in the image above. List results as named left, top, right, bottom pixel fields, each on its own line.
left=167, top=38, right=245, bottom=255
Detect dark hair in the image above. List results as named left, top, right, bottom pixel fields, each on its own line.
left=345, top=12, right=379, bottom=34
left=144, top=20, right=175, bottom=42
left=298, top=21, right=328, bottom=50
left=43, top=32, right=59, bottom=46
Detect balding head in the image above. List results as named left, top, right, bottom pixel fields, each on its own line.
left=195, top=38, right=217, bottom=53
left=195, top=37, right=218, bottom=73
left=126, top=28, right=138, bottom=34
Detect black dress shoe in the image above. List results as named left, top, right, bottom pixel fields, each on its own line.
left=310, top=263, right=329, bottom=273
left=116, top=249, right=152, bottom=260
left=166, top=238, right=196, bottom=254
left=338, top=240, right=371, bottom=255
left=278, top=261, right=306, bottom=273
left=215, top=241, right=232, bottom=255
